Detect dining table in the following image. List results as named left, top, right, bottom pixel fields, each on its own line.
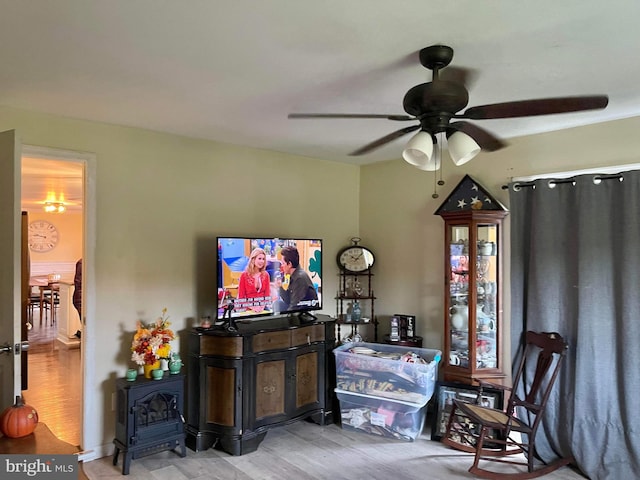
left=29, top=275, right=59, bottom=325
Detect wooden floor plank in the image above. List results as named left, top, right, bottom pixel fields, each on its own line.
left=0, top=423, right=89, bottom=480
left=21, top=308, right=81, bottom=447
left=84, top=421, right=586, bottom=480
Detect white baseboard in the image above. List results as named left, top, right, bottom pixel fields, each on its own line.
left=56, top=337, right=80, bottom=349
left=77, top=442, right=115, bottom=462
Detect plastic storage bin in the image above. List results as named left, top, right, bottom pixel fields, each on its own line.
left=336, top=389, right=427, bottom=441
left=334, top=342, right=441, bottom=405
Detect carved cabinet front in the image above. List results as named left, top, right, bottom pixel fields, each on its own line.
left=186, top=317, right=333, bottom=455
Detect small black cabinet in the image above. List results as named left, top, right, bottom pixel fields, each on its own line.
left=113, top=372, right=186, bottom=475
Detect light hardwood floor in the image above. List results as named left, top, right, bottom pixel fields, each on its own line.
left=84, top=419, right=587, bottom=480
left=22, top=306, right=81, bottom=448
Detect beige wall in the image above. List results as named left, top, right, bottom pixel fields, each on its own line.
left=4, top=102, right=640, bottom=455
left=0, top=105, right=359, bottom=454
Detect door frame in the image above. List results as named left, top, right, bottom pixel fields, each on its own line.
left=22, top=144, right=96, bottom=452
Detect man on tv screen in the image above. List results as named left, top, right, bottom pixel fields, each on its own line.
left=275, top=245, right=318, bottom=312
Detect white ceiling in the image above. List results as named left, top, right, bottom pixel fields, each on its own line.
left=7, top=1, right=640, bottom=206
left=21, top=157, right=83, bottom=212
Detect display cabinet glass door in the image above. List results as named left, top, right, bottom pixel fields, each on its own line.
left=448, top=223, right=499, bottom=374
left=437, top=175, right=507, bottom=386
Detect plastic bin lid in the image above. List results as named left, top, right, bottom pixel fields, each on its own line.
left=334, top=341, right=442, bottom=364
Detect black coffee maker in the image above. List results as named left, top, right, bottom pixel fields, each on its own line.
left=387, top=314, right=422, bottom=347
left=393, top=313, right=416, bottom=340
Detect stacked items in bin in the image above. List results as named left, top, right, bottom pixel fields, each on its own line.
left=334, top=342, right=441, bottom=441
left=336, top=390, right=427, bottom=441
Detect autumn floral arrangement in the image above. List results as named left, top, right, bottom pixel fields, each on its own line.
left=131, top=308, right=175, bottom=366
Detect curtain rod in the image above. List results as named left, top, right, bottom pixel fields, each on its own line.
left=501, top=173, right=624, bottom=190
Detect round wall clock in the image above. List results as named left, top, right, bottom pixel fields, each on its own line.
left=28, top=220, right=59, bottom=253
left=337, top=237, right=375, bottom=273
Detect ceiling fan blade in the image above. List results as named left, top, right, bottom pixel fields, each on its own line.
left=288, top=113, right=414, bottom=121
left=447, top=121, right=507, bottom=152
left=461, top=95, right=609, bottom=120
left=350, top=125, right=421, bottom=156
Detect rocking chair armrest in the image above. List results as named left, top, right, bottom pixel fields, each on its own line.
left=513, top=399, right=542, bottom=412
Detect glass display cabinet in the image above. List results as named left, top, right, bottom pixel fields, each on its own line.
left=436, top=175, right=508, bottom=386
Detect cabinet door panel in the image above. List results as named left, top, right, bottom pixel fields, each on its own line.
left=295, top=351, right=319, bottom=408
left=206, top=365, right=236, bottom=426
left=255, top=359, right=286, bottom=419
left=440, top=206, right=506, bottom=385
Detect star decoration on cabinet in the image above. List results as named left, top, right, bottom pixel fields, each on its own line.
left=435, top=175, right=508, bottom=215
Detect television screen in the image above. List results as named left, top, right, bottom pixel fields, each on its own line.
left=217, top=237, right=322, bottom=320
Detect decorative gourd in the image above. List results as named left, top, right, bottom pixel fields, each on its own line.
left=0, top=395, right=39, bottom=438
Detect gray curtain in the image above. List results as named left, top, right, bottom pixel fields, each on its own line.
left=509, top=170, right=640, bottom=479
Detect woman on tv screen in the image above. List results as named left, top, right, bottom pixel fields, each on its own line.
left=237, top=247, right=272, bottom=313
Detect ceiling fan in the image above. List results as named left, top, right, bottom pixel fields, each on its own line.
left=289, top=45, right=609, bottom=171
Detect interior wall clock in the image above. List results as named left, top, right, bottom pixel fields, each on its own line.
left=28, top=220, right=59, bottom=252
left=337, top=237, right=376, bottom=273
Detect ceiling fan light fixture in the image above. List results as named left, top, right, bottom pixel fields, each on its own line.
left=44, top=201, right=66, bottom=213
left=403, top=131, right=437, bottom=170
left=447, top=130, right=481, bottom=166
left=414, top=154, right=441, bottom=172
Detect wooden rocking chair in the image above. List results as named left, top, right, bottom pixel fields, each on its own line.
left=442, top=331, right=573, bottom=479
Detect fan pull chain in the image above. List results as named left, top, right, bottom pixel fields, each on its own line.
left=432, top=166, right=438, bottom=198
left=437, top=132, right=445, bottom=186
left=432, top=133, right=444, bottom=199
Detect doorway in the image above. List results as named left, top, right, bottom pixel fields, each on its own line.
left=21, top=147, right=86, bottom=448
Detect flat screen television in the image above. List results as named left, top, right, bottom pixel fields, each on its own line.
left=217, top=237, right=322, bottom=321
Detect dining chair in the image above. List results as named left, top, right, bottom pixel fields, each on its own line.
left=27, top=285, right=41, bottom=323
left=42, top=282, right=60, bottom=325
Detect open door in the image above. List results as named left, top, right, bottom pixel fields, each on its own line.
left=20, top=211, right=30, bottom=391
left=0, top=129, right=24, bottom=411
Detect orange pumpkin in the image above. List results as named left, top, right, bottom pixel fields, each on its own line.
left=0, top=395, right=39, bottom=438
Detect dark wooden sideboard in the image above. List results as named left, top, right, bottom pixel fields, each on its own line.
left=186, top=314, right=336, bottom=455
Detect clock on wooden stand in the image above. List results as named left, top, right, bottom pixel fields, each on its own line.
left=336, top=237, right=376, bottom=273
left=335, top=237, right=377, bottom=344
